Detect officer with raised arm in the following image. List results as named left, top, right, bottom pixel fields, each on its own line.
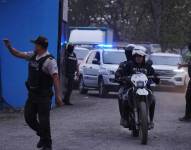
left=3, top=36, right=63, bottom=150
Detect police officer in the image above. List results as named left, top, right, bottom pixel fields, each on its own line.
left=63, top=43, right=78, bottom=105
left=3, top=36, right=63, bottom=150
left=115, top=46, right=159, bottom=128
left=115, top=44, right=135, bottom=127
left=179, top=43, right=191, bottom=122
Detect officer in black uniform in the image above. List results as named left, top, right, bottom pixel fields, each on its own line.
left=3, top=36, right=63, bottom=150
left=115, top=46, right=159, bottom=128
left=63, top=44, right=78, bottom=105
left=115, top=44, right=135, bottom=127
left=179, top=43, right=191, bottom=122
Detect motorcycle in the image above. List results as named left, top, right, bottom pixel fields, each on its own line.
left=122, top=73, right=155, bottom=145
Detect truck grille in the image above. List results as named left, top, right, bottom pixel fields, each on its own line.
left=155, top=70, right=176, bottom=77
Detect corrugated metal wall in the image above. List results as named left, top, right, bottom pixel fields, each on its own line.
left=0, top=0, right=60, bottom=108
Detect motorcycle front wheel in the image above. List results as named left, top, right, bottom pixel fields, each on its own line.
left=139, top=101, right=148, bottom=145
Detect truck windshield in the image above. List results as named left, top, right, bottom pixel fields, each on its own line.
left=74, top=48, right=89, bottom=60
left=103, top=51, right=126, bottom=64
left=150, top=55, right=182, bottom=66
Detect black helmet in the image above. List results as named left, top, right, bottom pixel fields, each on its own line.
left=66, top=43, right=74, bottom=54
left=125, top=44, right=136, bottom=60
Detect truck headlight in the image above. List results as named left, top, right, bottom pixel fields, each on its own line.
left=173, top=69, right=185, bottom=73
left=175, top=77, right=182, bottom=81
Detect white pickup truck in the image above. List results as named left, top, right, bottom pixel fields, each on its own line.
left=150, top=53, right=188, bottom=91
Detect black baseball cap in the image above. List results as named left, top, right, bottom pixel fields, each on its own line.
left=31, top=36, right=48, bottom=49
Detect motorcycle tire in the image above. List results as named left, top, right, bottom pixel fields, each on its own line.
left=139, top=101, right=148, bottom=145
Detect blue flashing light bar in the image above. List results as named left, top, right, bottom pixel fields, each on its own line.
left=97, top=44, right=113, bottom=48
left=61, top=41, right=68, bottom=46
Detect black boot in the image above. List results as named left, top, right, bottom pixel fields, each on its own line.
left=41, top=146, right=52, bottom=150
left=64, top=102, right=73, bottom=105
left=148, top=121, right=154, bottom=129
left=120, top=118, right=129, bottom=128
left=179, top=116, right=191, bottom=122
left=37, top=139, right=44, bottom=148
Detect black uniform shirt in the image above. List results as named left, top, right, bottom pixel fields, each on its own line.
left=65, top=52, right=78, bottom=77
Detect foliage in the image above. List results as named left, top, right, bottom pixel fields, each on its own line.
left=69, top=0, right=191, bottom=48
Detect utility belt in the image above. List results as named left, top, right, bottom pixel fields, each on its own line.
left=25, top=81, right=53, bottom=97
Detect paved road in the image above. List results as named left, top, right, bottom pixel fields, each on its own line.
left=0, top=90, right=191, bottom=150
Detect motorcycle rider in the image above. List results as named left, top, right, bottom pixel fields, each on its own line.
left=116, top=44, right=135, bottom=127
left=115, top=46, right=159, bottom=128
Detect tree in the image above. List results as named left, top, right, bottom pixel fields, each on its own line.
left=69, top=0, right=191, bottom=49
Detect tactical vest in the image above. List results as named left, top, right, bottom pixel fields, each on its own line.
left=26, top=54, right=53, bottom=97
left=65, top=53, right=77, bottom=77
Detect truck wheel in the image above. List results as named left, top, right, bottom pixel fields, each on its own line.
left=98, top=79, right=108, bottom=98
left=79, top=77, right=88, bottom=94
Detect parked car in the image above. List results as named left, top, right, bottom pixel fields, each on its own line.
left=150, top=53, right=188, bottom=91
left=136, top=43, right=162, bottom=54
left=79, top=48, right=126, bottom=97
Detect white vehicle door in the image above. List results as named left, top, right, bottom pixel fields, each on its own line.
left=90, top=51, right=101, bottom=87
left=83, top=51, right=100, bottom=87
left=82, top=51, right=97, bottom=86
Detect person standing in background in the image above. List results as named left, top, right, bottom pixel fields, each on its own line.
left=63, top=43, right=78, bottom=105
left=179, top=43, right=191, bottom=122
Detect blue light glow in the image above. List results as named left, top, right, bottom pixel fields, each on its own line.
left=61, top=41, right=68, bottom=46
left=97, top=44, right=113, bottom=48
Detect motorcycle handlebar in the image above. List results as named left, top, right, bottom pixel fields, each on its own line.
left=147, top=75, right=155, bottom=79
left=121, top=75, right=155, bottom=81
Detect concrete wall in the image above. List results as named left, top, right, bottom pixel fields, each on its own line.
left=0, top=0, right=60, bottom=108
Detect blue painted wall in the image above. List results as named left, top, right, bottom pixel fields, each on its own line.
left=0, top=0, right=59, bottom=108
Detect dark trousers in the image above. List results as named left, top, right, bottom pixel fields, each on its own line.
left=185, top=80, right=191, bottom=118
left=63, top=77, right=74, bottom=104
left=24, top=97, right=52, bottom=147
left=118, top=87, right=126, bottom=119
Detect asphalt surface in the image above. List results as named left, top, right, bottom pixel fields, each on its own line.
left=0, top=90, right=191, bottom=150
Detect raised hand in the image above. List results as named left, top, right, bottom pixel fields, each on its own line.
left=3, top=39, right=12, bottom=49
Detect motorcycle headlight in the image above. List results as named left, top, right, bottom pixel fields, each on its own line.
left=136, top=81, right=145, bottom=88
